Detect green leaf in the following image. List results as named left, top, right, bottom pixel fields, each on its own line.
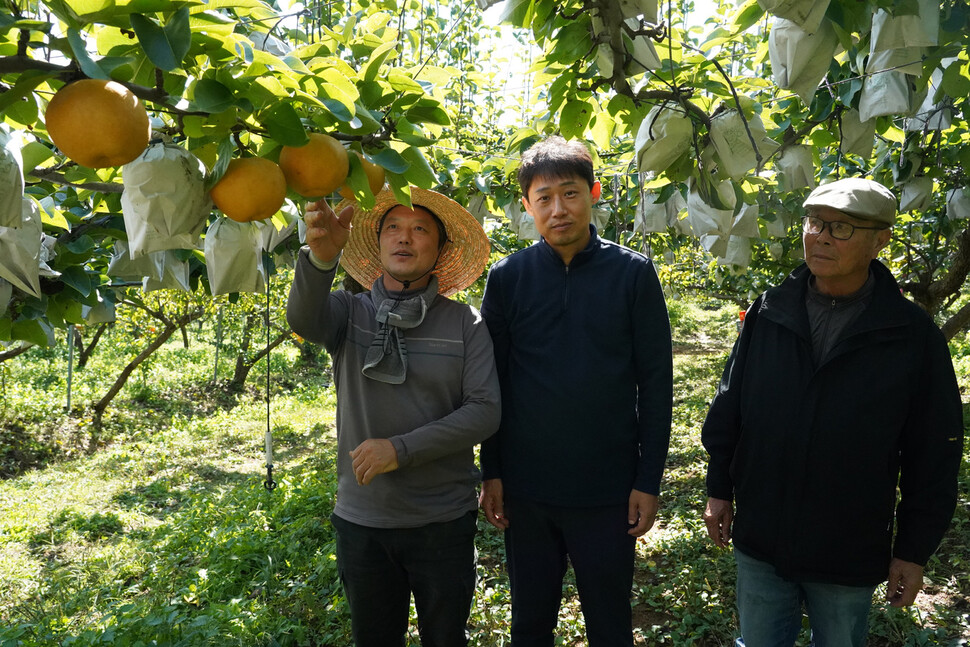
left=11, top=318, right=51, bottom=347
left=193, top=78, right=235, bottom=113
left=63, top=235, right=95, bottom=255
left=20, top=142, right=55, bottom=174
left=67, top=28, right=109, bottom=79
left=405, top=102, right=451, bottom=127
left=386, top=69, right=424, bottom=94
left=130, top=13, right=178, bottom=71
left=371, top=148, right=410, bottom=175
left=322, top=99, right=354, bottom=123
left=362, top=41, right=398, bottom=83
left=39, top=203, right=72, bottom=231
left=940, top=62, right=970, bottom=101
left=730, top=0, right=764, bottom=35
left=398, top=145, right=436, bottom=189
left=506, top=127, right=541, bottom=155
left=164, top=7, right=192, bottom=64
left=342, top=153, right=377, bottom=210
left=204, top=138, right=235, bottom=192
left=560, top=99, right=593, bottom=140
left=386, top=174, right=413, bottom=207
left=340, top=105, right=383, bottom=136
left=262, top=103, right=308, bottom=147
left=546, top=22, right=591, bottom=65
left=60, top=265, right=93, bottom=297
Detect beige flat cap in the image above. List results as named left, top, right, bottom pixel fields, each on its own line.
left=803, top=177, right=897, bottom=225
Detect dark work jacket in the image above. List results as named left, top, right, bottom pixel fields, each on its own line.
left=480, top=226, right=672, bottom=506
left=703, top=261, right=964, bottom=586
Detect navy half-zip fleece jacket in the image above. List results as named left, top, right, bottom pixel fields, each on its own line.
left=480, top=226, right=672, bottom=507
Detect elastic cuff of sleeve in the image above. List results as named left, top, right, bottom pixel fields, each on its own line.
left=303, top=246, right=340, bottom=271
left=390, top=436, right=410, bottom=468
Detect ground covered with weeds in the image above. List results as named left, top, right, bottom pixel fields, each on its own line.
left=1, top=300, right=968, bottom=646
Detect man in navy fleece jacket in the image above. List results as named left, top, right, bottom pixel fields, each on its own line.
left=479, top=135, right=673, bottom=647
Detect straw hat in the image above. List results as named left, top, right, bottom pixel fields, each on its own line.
left=338, top=187, right=491, bottom=297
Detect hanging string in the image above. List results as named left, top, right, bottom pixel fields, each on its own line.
left=263, top=266, right=277, bottom=492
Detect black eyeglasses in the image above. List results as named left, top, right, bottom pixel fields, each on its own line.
left=801, top=215, right=887, bottom=241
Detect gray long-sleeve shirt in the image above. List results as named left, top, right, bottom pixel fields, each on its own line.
left=286, top=248, right=501, bottom=528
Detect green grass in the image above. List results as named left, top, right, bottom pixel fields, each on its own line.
left=1, top=303, right=968, bottom=646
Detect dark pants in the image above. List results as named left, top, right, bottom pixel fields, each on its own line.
left=504, top=496, right=636, bottom=647
left=332, top=511, right=477, bottom=647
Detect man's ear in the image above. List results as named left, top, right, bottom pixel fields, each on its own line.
left=873, top=227, right=892, bottom=255
left=591, top=181, right=602, bottom=202
left=521, top=195, right=533, bottom=217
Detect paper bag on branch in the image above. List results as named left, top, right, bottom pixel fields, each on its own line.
left=205, top=217, right=266, bottom=296
left=0, top=127, right=25, bottom=228
left=0, top=197, right=42, bottom=297
left=731, top=203, right=761, bottom=238
left=0, top=279, right=11, bottom=316
left=636, top=193, right=668, bottom=233
left=591, top=206, right=609, bottom=231
left=858, top=70, right=920, bottom=122
left=900, top=176, right=933, bottom=213
left=776, top=145, right=816, bottom=192
left=764, top=211, right=795, bottom=238
left=594, top=17, right=661, bottom=78
left=709, top=110, right=773, bottom=180
left=635, top=104, right=694, bottom=175
left=717, top=235, right=752, bottom=270
left=906, top=63, right=955, bottom=132
left=38, top=234, right=60, bottom=278
left=866, top=47, right=924, bottom=78
left=121, top=142, right=211, bottom=258
left=256, top=206, right=300, bottom=269
left=143, top=252, right=191, bottom=293
left=687, top=178, right=736, bottom=237
left=700, top=233, right=729, bottom=258
left=505, top=201, right=539, bottom=241
left=871, top=0, right=938, bottom=51
left=82, top=292, right=117, bottom=324
left=467, top=194, right=490, bottom=225
left=769, top=18, right=840, bottom=105
left=758, top=0, right=830, bottom=34
left=618, top=0, right=658, bottom=22
left=946, top=189, right=970, bottom=221
left=257, top=208, right=299, bottom=254
left=107, top=241, right=165, bottom=282
left=840, top=109, right=876, bottom=159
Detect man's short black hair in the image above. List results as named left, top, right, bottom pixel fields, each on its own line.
left=518, top=135, right=595, bottom=199
left=377, top=204, right=448, bottom=251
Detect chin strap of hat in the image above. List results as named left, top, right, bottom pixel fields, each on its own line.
left=263, top=265, right=277, bottom=492
left=382, top=245, right=445, bottom=292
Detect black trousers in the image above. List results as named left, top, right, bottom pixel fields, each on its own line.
left=504, top=496, right=636, bottom=647
left=332, top=511, right=477, bottom=647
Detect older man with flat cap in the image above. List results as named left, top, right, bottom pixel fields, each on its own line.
left=701, top=177, right=964, bottom=646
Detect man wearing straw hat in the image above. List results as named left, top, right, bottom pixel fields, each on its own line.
left=702, top=177, right=963, bottom=646
left=287, top=187, right=500, bottom=647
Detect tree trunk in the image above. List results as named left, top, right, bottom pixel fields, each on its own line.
left=231, top=312, right=258, bottom=390
left=229, top=330, right=290, bottom=390
left=0, top=342, right=32, bottom=362
left=91, top=308, right=205, bottom=432
left=77, top=323, right=109, bottom=369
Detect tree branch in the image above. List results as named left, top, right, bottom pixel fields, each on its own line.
left=29, top=167, right=124, bottom=193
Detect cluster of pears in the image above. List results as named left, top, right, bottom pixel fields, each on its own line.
left=43, top=78, right=386, bottom=224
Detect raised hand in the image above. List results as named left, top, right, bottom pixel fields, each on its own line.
left=304, top=200, right=356, bottom=264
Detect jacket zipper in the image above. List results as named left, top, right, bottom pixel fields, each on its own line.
left=563, top=265, right=570, bottom=310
